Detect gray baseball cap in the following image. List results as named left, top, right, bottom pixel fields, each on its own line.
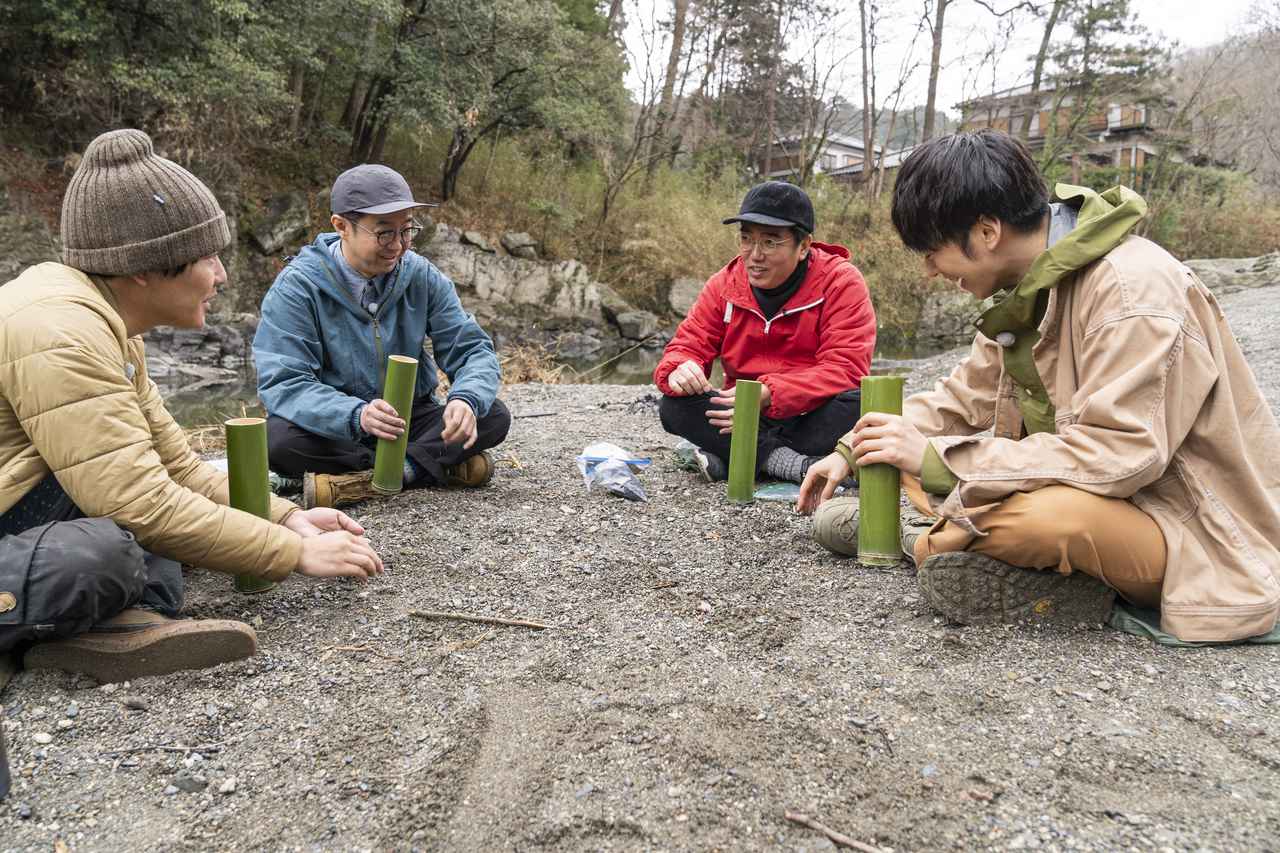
left=330, top=164, right=437, bottom=215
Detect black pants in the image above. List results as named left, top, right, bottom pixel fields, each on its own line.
left=267, top=397, right=512, bottom=486
left=0, top=476, right=183, bottom=655
left=659, top=389, right=860, bottom=472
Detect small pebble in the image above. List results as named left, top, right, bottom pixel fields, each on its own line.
left=171, top=773, right=208, bottom=793
left=56, top=718, right=73, bottom=730
left=219, top=777, right=238, bottom=795
left=32, top=732, right=53, bottom=745
left=65, top=702, right=79, bottom=719
left=122, top=696, right=149, bottom=711
left=163, top=785, right=179, bottom=797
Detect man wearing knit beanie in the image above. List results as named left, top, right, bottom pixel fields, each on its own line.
left=0, top=129, right=386, bottom=691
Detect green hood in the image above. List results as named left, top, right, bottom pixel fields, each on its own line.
left=976, top=183, right=1148, bottom=339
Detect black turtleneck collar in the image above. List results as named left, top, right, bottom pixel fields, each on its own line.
left=752, top=254, right=809, bottom=320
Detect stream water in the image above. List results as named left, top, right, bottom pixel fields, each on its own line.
left=162, top=342, right=945, bottom=429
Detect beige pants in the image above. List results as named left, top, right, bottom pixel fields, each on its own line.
left=903, top=476, right=1166, bottom=609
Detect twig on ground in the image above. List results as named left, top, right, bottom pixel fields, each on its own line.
left=408, top=610, right=553, bottom=630
left=435, top=630, right=497, bottom=657
left=319, top=644, right=403, bottom=663
left=513, top=411, right=558, bottom=419
left=102, top=734, right=239, bottom=758
left=784, top=810, right=888, bottom=853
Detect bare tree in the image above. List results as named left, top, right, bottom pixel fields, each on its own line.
left=921, top=0, right=952, bottom=142
left=1018, top=0, right=1067, bottom=139
left=644, top=0, right=691, bottom=188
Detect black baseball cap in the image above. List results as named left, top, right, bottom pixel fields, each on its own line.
left=331, top=164, right=438, bottom=216
left=722, top=181, right=815, bottom=234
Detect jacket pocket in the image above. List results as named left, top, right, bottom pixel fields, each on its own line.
left=1133, top=462, right=1199, bottom=523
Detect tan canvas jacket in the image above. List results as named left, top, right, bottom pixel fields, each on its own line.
left=886, top=236, right=1280, bottom=641
left=0, top=263, right=302, bottom=582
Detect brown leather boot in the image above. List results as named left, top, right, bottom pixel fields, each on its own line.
left=23, top=609, right=258, bottom=683
left=445, top=451, right=495, bottom=488
left=303, top=469, right=386, bottom=509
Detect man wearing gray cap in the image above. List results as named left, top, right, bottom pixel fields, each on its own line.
left=253, top=164, right=509, bottom=507
left=0, top=130, right=384, bottom=693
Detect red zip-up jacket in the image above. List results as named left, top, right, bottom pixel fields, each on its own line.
left=654, top=242, right=876, bottom=419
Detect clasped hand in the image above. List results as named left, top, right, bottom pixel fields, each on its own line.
left=666, top=359, right=770, bottom=434
left=285, top=508, right=385, bottom=581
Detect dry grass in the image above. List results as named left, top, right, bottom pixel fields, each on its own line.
left=499, top=342, right=568, bottom=384
left=184, top=424, right=226, bottom=453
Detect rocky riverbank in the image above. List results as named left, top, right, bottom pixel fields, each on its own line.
left=1, top=281, right=1278, bottom=851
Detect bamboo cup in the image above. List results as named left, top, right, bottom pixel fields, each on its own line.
left=726, top=379, right=763, bottom=503
left=857, top=375, right=906, bottom=566
left=225, top=417, right=276, bottom=593
left=371, top=355, right=420, bottom=495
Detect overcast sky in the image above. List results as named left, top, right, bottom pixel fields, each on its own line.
left=622, top=0, right=1260, bottom=120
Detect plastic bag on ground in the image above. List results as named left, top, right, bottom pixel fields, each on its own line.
left=576, top=442, right=651, bottom=501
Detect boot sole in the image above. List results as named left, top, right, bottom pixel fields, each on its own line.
left=918, top=551, right=1116, bottom=626
left=24, top=620, right=258, bottom=683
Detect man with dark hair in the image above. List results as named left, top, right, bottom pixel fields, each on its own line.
left=655, top=181, right=876, bottom=485
left=800, top=129, right=1280, bottom=643
left=0, top=129, right=384, bottom=687
left=253, top=165, right=510, bottom=508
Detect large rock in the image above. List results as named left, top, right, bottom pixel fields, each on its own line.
left=251, top=192, right=310, bottom=255
left=614, top=310, right=660, bottom=341
left=461, top=231, right=495, bottom=253
left=597, top=285, right=634, bottom=325
left=915, top=289, right=990, bottom=351
left=554, top=331, right=605, bottom=359
left=1185, top=252, right=1280, bottom=294
left=143, top=316, right=256, bottom=374
left=667, top=276, right=703, bottom=316
left=0, top=212, right=59, bottom=282
left=500, top=232, right=538, bottom=260
left=426, top=225, right=608, bottom=319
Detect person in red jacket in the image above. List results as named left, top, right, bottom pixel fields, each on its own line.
left=654, top=181, right=876, bottom=483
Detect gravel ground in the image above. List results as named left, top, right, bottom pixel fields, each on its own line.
left=2, top=287, right=1278, bottom=852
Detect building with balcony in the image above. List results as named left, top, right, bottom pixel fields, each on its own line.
left=958, top=84, right=1173, bottom=184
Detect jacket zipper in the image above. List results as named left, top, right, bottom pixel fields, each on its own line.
left=318, top=256, right=400, bottom=394
left=727, top=296, right=825, bottom=334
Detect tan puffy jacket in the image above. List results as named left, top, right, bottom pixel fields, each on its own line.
left=0, top=263, right=301, bottom=582
left=896, top=237, right=1280, bottom=642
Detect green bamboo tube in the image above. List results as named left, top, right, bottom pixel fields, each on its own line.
left=726, top=379, right=763, bottom=503
left=371, top=355, right=420, bottom=495
left=226, top=417, right=276, bottom=594
left=857, top=375, right=906, bottom=566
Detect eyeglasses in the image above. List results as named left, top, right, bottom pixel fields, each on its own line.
left=351, top=220, right=423, bottom=248
left=738, top=233, right=794, bottom=256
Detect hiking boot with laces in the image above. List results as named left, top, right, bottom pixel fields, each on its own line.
left=23, top=608, right=258, bottom=683
left=917, top=552, right=1117, bottom=626
left=303, top=470, right=384, bottom=509
left=445, top=451, right=495, bottom=488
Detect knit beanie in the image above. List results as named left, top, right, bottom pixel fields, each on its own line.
left=60, top=129, right=231, bottom=276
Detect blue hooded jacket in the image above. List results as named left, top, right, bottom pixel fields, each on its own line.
left=253, top=233, right=500, bottom=442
